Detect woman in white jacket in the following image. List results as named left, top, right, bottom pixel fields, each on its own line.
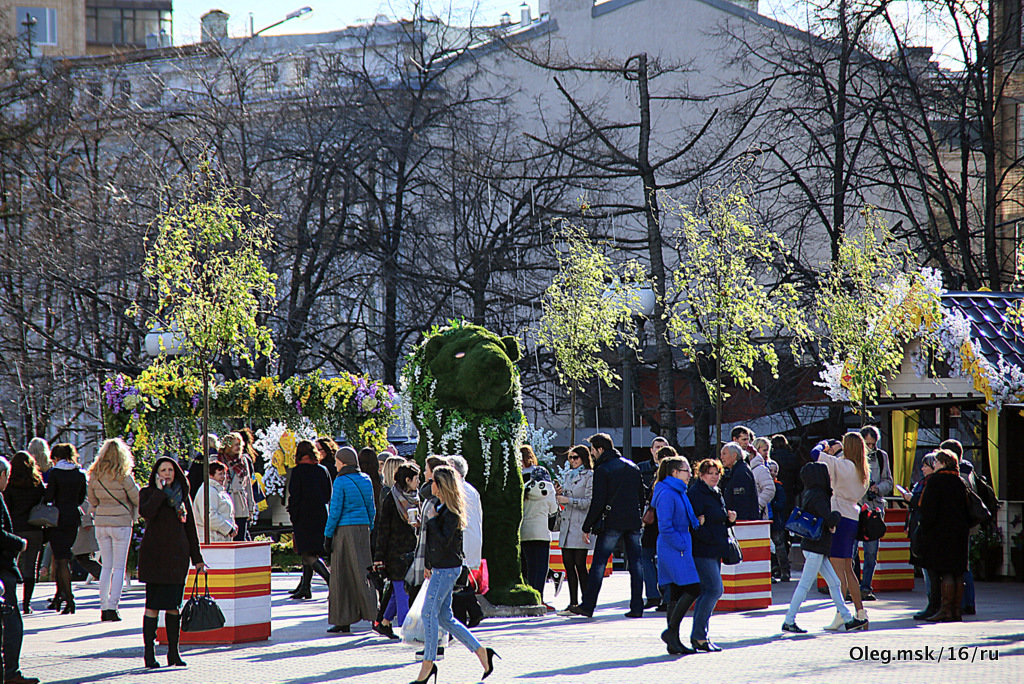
left=520, top=474, right=558, bottom=604
left=192, top=462, right=237, bottom=542
left=811, top=433, right=870, bottom=628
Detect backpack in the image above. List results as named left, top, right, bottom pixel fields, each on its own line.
left=974, top=474, right=1000, bottom=523
left=856, top=503, right=886, bottom=542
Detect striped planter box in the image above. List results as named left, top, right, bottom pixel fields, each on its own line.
left=158, top=541, right=272, bottom=644
left=548, top=534, right=613, bottom=577
left=816, top=507, right=914, bottom=592
left=717, top=520, right=771, bottom=611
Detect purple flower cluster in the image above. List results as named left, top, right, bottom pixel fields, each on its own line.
left=103, top=375, right=139, bottom=415
left=349, top=375, right=397, bottom=415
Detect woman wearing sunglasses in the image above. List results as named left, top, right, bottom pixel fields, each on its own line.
left=555, top=445, right=594, bottom=615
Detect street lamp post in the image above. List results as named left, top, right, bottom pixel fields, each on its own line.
left=21, top=13, right=37, bottom=58
left=145, top=326, right=214, bottom=543
left=251, top=6, right=312, bottom=37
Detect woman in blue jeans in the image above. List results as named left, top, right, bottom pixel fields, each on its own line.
left=781, top=463, right=866, bottom=632
left=686, top=458, right=736, bottom=652
left=410, top=466, right=498, bottom=684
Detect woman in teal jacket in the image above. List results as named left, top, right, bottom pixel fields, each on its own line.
left=651, top=456, right=701, bottom=656
left=324, top=446, right=377, bottom=633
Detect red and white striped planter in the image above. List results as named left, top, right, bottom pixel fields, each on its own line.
left=548, top=534, right=614, bottom=577
left=815, top=507, right=914, bottom=592
left=158, top=541, right=272, bottom=644
left=717, top=520, right=772, bottom=611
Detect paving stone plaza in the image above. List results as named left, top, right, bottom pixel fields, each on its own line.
left=23, top=571, right=1023, bottom=683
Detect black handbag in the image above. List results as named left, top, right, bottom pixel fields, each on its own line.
left=784, top=506, right=824, bottom=541
left=722, top=527, right=743, bottom=565
left=27, top=501, right=59, bottom=528
left=965, top=488, right=991, bottom=527
left=181, top=571, right=226, bottom=633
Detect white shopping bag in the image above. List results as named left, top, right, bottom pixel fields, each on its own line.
left=401, top=576, right=447, bottom=648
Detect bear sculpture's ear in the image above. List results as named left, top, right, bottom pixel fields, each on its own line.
left=421, top=334, right=446, bottom=364
left=500, top=335, right=521, bottom=363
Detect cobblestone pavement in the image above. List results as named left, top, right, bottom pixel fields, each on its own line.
left=19, top=571, right=1023, bottom=684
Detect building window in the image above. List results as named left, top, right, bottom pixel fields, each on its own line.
left=86, top=6, right=172, bottom=46
left=15, top=7, right=58, bottom=46
left=262, top=63, right=280, bottom=90
left=115, top=79, right=131, bottom=106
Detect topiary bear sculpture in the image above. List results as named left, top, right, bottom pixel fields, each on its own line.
left=402, top=321, right=538, bottom=606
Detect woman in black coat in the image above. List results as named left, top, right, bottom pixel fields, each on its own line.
left=6, top=452, right=44, bottom=613
left=45, top=443, right=87, bottom=614
left=287, top=439, right=332, bottom=600
left=918, top=449, right=970, bottom=622
left=372, top=462, right=420, bottom=638
left=902, top=453, right=937, bottom=619
left=138, top=457, right=205, bottom=669
left=686, top=458, right=736, bottom=652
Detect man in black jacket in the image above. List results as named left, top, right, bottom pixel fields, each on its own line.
left=720, top=442, right=759, bottom=521
left=567, top=433, right=645, bottom=619
left=0, top=457, right=39, bottom=684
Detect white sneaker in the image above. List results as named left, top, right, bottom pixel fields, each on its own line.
left=823, top=612, right=845, bottom=631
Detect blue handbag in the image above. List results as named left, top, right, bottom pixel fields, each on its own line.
left=785, top=506, right=824, bottom=541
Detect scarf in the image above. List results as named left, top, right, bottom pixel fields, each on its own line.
left=224, top=450, right=250, bottom=482
left=165, top=479, right=186, bottom=514
left=391, top=484, right=420, bottom=527
left=405, top=498, right=436, bottom=587
left=337, top=464, right=361, bottom=477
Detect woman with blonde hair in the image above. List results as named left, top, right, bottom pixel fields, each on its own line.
left=409, top=465, right=497, bottom=684
left=27, top=438, right=51, bottom=476
left=87, top=438, right=140, bottom=622
left=382, top=455, right=407, bottom=490
left=810, top=433, right=870, bottom=628
left=219, top=432, right=256, bottom=540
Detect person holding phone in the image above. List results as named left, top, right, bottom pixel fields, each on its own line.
left=138, top=457, right=205, bottom=669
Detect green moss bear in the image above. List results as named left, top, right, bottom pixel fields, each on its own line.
left=403, top=322, right=538, bottom=605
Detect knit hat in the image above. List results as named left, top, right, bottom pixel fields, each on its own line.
left=335, top=446, right=358, bottom=466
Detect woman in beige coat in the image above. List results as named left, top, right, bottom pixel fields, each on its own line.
left=192, top=462, right=237, bottom=542
left=87, top=438, right=140, bottom=622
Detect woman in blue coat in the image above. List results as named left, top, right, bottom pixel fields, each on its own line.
left=651, top=456, right=701, bottom=656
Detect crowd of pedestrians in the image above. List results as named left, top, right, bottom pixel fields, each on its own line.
left=0, top=422, right=996, bottom=679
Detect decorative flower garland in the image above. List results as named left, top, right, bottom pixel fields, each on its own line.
left=103, top=365, right=398, bottom=475
left=816, top=268, right=1024, bottom=411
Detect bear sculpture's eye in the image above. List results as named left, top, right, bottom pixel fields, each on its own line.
left=454, top=352, right=466, bottom=359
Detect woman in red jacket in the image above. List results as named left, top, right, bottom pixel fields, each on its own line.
left=138, top=457, right=205, bottom=669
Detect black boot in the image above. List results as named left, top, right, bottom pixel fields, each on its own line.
left=166, top=613, right=186, bottom=666
left=22, top=580, right=34, bottom=614
left=291, top=567, right=313, bottom=600
left=142, top=615, right=160, bottom=668
left=312, top=558, right=331, bottom=584
left=661, top=593, right=696, bottom=655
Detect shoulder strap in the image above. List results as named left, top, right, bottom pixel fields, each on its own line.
left=97, top=479, right=132, bottom=514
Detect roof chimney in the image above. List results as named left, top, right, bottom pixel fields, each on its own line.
left=500, top=11, right=511, bottom=27
left=145, top=32, right=159, bottom=49
left=520, top=2, right=531, bottom=27
left=201, top=10, right=229, bottom=42
left=159, top=29, right=172, bottom=47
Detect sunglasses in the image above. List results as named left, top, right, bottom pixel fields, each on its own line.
left=569, top=454, right=582, bottom=461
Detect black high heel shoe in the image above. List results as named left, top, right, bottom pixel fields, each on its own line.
left=482, top=648, right=500, bottom=680
left=61, top=599, right=76, bottom=615
left=691, top=639, right=722, bottom=652
left=408, top=663, right=437, bottom=684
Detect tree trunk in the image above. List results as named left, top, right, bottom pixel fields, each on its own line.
left=635, top=53, right=678, bottom=446
left=202, top=358, right=211, bottom=544
left=570, top=381, right=577, bottom=447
